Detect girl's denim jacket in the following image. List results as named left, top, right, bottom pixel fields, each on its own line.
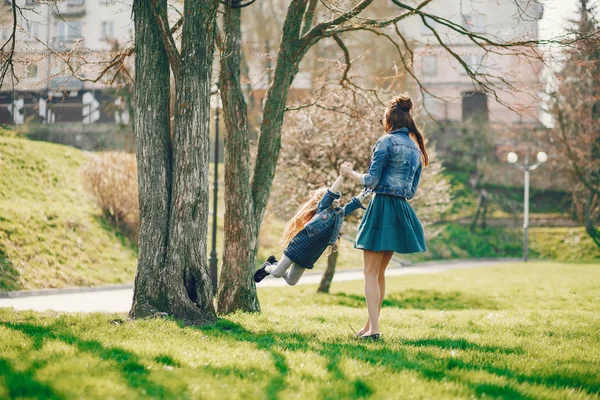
left=360, top=127, right=422, bottom=199
left=304, top=190, right=365, bottom=245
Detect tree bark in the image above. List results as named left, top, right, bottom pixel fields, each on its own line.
left=129, top=0, right=218, bottom=325
left=216, top=0, right=310, bottom=313
left=217, top=6, right=260, bottom=313
left=129, top=0, right=173, bottom=320
left=584, top=190, right=600, bottom=247
left=318, top=249, right=339, bottom=293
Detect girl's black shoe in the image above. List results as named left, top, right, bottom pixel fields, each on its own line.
left=360, top=333, right=381, bottom=341
left=267, top=255, right=278, bottom=264
left=253, top=261, right=271, bottom=283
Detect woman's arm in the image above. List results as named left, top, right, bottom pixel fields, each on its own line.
left=341, top=137, right=390, bottom=189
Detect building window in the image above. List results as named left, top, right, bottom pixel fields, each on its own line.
left=423, top=93, right=440, bottom=118
left=25, top=21, right=39, bottom=40
left=25, top=64, right=37, bottom=78
left=101, top=21, right=114, bottom=38
left=420, top=16, right=440, bottom=36
left=25, top=0, right=37, bottom=5
left=461, top=55, right=486, bottom=74
left=422, top=55, right=437, bottom=76
left=462, top=91, right=488, bottom=121
left=57, top=21, right=82, bottom=42
left=0, top=26, right=10, bottom=40
left=462, top=14, right=486, bottom=33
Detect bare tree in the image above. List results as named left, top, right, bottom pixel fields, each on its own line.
left=547, top=0, right=600, bottom=247
left=216, top=0, right=584, bottom=313
left=2, top=0, right=595, bottom=320
left=273, top=87, right=451, bottom=293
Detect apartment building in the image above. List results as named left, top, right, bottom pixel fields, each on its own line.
left=402, top=0, right=545, bottom=124
left=0, top=0, right=133, bottom=124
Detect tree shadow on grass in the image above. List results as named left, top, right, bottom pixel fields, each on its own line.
left=0, top=358, right=62, bottom=399
left=1, top=321, right=173, bottom=398
left=403, top=338, right=523, bottom=355
left=0, top=245, right=20, bottom=291
left=198, top=319, right=600, bottom=399
left=331, top=289, right=499, bottom=310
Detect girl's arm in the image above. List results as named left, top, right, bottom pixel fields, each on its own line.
left=330, top=175, right=344, bottom=193
left=342, top=189, right=371, bottom=217
left=317, top=175, right=344, bottom=212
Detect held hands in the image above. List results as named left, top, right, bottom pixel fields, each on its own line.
left=340, top=161, right=354, bottom=178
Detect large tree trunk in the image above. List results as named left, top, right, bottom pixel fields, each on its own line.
left=217, top=6, right=260, bottom=313
left=129, top=0, right=218, bottom=325
left=317, top=249, right=339, bottom=293
left=216, top=0, right=310, bottom=313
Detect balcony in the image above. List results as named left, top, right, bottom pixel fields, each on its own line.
left=54, top=0, right=86, bottom=17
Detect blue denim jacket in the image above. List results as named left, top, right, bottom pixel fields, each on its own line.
left=360, top=127, right=422, bottom=199
left=304, top=189, right=366, bottom=245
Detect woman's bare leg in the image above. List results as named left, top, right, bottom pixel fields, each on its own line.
left=360, top=250, right=394, bottom=334
left=363, top=250, right=384, bottom=335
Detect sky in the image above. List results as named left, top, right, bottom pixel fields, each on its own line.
left=539, top=0, right=580, bottom=39
left=538, top=0, right=600, bottom=38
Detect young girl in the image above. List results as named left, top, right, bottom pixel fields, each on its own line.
left=254, top=175, right=369, bottom=286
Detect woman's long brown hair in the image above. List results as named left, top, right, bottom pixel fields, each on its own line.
left=383, top=94, right=429, bottom=166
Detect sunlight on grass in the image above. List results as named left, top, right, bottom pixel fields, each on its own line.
left=1, top=262, right=599, bottom=399
left=0, top=136, right=137, bottom=290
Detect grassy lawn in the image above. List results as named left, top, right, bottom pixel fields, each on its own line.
left=1, top=262, right=599, bottom=399
left=0, top=134, right=138, bottom=291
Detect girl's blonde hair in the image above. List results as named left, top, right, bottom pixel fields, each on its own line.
left=280, top=187, right=328, bottom=249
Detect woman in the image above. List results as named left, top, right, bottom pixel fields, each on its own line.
left=341, top=94, right=428, bottom=340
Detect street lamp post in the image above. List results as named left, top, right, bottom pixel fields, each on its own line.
left=507, top=150, right=548, bottom=262
left=209, top=107, right=220, bottom=295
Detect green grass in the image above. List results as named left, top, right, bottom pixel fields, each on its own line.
left=0, top=134, right=137, bottom=291
left=1, top=262, right=599, bottom=399
left=405, top=224, right=600, bottom=263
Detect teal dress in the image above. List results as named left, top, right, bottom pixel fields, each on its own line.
left=355, top=194, right=426, bottom=254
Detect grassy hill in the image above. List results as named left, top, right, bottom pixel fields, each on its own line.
left=0, top=133, right=597, bottom=292
left=0, top=134, right=137, bottom=291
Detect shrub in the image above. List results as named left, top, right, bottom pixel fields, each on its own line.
left=81, top=152, right=139, bottom=242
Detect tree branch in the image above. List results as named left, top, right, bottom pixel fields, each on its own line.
left=301, top=0, right=318, bottom=36
left=0, top=0, right=19, bottom=91
left=332, top=34, right=351, bottom=87
left=150, top=0, right=181, bottom=73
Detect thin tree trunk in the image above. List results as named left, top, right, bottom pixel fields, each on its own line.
left=216, top=0, right=310, bottom=314
left=584, top=190, right=600, bottom=247
left=318, top=249, right=339, bottom=293
left=217, top=6, right=260, bottom=313
left=130, top=0, right=218, bottom=325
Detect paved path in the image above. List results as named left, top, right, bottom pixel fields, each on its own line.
left=0, top=260, right=508, bottom=313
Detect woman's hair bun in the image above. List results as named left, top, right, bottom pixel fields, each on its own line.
left=390, top=94, right=412, bottom=112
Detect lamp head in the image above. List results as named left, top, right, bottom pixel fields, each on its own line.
left=536, top=151, right=548, bottom=163
left=507, top=152, right=519, bottom=164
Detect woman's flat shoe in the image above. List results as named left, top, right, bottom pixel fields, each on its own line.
left=360, top=333, right=381, bottom=341
left=354, top=330, right=367, bottom=338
